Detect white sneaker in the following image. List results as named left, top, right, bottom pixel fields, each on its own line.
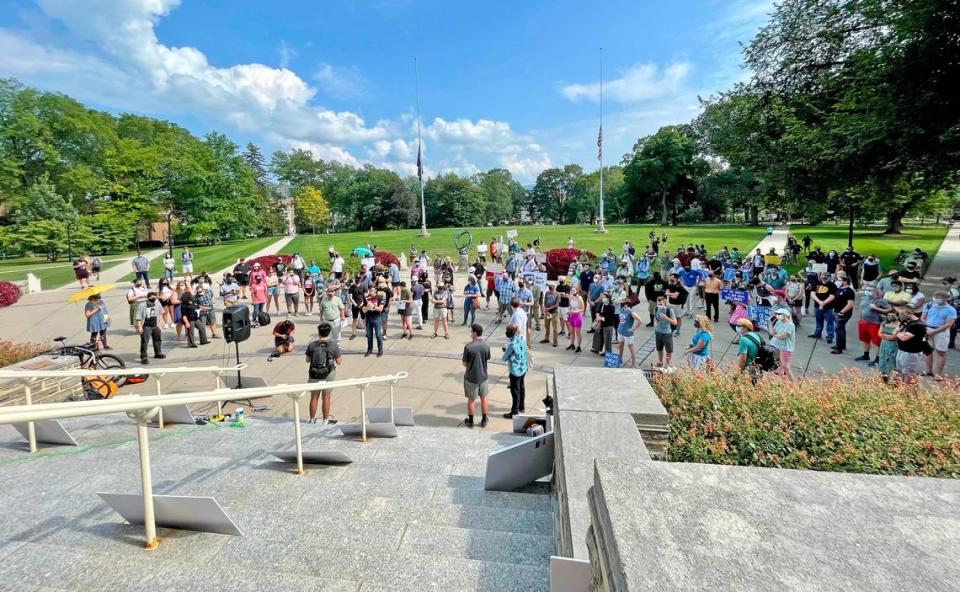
left=801, top=309, right=807, bottom=316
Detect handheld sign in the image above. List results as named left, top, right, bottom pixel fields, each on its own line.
left=721, top=289, right=750, bottom=305
left=506, top=229, right=518, bottom=239
left=603, top=352, right=621, bottom=368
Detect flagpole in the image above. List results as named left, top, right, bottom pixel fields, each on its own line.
left=596, top=47, right=607, bottom=234
left=415, top=57, right=429, bottom=237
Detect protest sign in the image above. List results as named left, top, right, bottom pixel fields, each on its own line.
left=506, top=229, right=518, bottom=239
left=721, top=289, right=750, bottom=304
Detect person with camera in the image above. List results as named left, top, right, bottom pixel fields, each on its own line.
left=305, top=323, right=343, bottom=425
left=501, top=323, right=528, bottom=419
left=272, top=319, right=296, bottom=357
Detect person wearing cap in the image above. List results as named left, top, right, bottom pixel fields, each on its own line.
left=769, top=308, right=796, bottom=380
left=653, top=296, right=678, bottom=368
left=921, top=291, right=957, bottom=378
left=875, top=269, right=899, bottom=295
left=898, top=260, right=921, bottom=285
left=219, top=273, right=240, bottom=308
left=319, top=280, right=346, bottom=344
left=541, top=282, right=560, bottom=347
left=830, top=273, right=856, bottom=354
left=735, top=318, right=762, bottom=373
left=432, top=281, right=450, bottom=339
left=233, top=257, right=251, bottom=299
left=809, top=271, right=836, bottom=343
left=839, top=246, right=863, bottom=288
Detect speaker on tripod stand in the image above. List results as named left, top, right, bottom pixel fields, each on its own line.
left=223, top=305, right=251, bottom=388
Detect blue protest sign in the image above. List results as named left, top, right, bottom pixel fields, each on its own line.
left=721, top=289, right=750, bottom=304
left=604, top=352, right=621, bottom=368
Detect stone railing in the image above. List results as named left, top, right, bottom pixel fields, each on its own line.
left=0, top=355, right=82, bottom=406
left=551, top=366, right=667, bottom=561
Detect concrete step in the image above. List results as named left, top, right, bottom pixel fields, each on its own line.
left=399, top=523, right=554, bottom=567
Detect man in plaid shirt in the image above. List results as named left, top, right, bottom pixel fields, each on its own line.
left=193, top=284, right=219, bottom=339
left=496, top=273, right=515, bottom=322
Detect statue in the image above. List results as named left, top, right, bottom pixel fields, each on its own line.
left=454, top=230, right=472, bottom=270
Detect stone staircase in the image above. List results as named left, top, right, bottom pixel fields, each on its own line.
left=0, top=414, right=554, bottom=592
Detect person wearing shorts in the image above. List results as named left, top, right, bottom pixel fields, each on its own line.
left=557, top=279, right=571, bottom=336
left=921, top=292, right=957, bottom=378
left=565, top=285, right=585, bottom=352
left=282, top=270, right=301, bottom=315
left=272, top=319, right=296, bottom=356
left=461, top=324, right=491, bottom=428
left=653, top=296, right=677, bottom=368
left=856, top=284, right=887, bottom=364
left=305, top=323, right=342, bottom=424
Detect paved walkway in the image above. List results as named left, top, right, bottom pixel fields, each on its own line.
left=752, top=224, right=791, bottom=256
left=922, top=223, right=959, bottom=287
left=51, top=248, right=166, bottom=291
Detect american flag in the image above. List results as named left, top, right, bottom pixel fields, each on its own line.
left=417, top=143, right=423, bottom=180
left=597, top=125, right=603, bottom=161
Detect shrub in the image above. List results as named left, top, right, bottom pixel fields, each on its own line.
left=0, top=340, right=45, bottom=367
left=653, top=367, right=960, bottom=478
left=544, top=248, right=596, bottom=279
left=374, top=250, right=400, bottom=268
left=245, top=255, right=292, bottom=272
left=0, top=281, right=20, bottom=307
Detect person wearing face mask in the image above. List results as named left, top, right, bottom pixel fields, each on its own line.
left=856, top=284, right=890, bottom=365
left=462, top=276, right=481, bottom=327
left=907, top=283, right=925, bottom=314
left=860, top=253, right=881, bottom=286
left=824, top=250, right=841, bottom=275
left=839, top=247, right=863, bottom=288
left=654, top=296, right=678, bottom=368
left=126, top=279, right=149, bottom=327
left=894, top=312, right=928, bottom=377
left=135, top=291, right=165, bottom=364
left=617, top=299, right=642, bottom=368
left=883, top=280, right=910, bottom=314
left=501, top=324, right=528, bottom=419
left=877, top=312, right=901, bottom=379
left=921, top=291, right=957, bottom=379
left=830, top=274, right=855, bottom=354
left=684, top=315, right=712, bottom=370
left=809, top=272, right=836, bottom=343
left=769, top=308, right=796, bottom=380
left=944, top=276, right=960, bottom=349
left=250, top=273, right=268, bottom=326
left=591, top=292, right=618, bottom=355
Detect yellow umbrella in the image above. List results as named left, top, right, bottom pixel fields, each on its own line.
left=68, top=284, right=116, bottom=304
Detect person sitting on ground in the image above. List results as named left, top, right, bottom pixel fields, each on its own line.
left=272, top=319, right=296, bottom=357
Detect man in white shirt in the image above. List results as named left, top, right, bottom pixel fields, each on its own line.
left=508, top=297, right=528, bottom=339
left=126, top=279, right=149, bottom=326
left=330, top=253, right=345, bottom=279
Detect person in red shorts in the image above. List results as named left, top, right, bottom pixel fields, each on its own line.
left=856, top=284, right=891, bottom=365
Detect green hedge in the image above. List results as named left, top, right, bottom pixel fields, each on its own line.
left=653, top=368, right=960, bottom=478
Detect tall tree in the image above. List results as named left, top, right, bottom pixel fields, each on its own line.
left=623, top=125, right=707, bottom=225
left=475, top=168, right=526, bottom=223
left=293, top=185, right=331, bottom=233
left=424, top=173, right=486, bottom=228
left=530, top=165, right=583, bottom=223
left=243, top=143, right=268, bottom=189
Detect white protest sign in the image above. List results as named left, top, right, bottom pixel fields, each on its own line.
left=811, top=263, right=827, bottom=274
left=523, top=271, right=548, bottom=292
left=506, top=229, right=518, bottom=239
left=477, top=243, right=488, bottom=253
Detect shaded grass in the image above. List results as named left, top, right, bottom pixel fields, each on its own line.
left=786, top=225, right=948, bottom=273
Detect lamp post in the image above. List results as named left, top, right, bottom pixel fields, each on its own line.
left=66, top=222, right=74, bottom=262
left=166, top=210, right=183, bottom=259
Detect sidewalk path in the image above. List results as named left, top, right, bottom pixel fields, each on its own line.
left=751, top=225, right=791, bottom=256
left=51, top=248, right=166, bottom=291
left=922, top=224, right=959, bottom=287
left=212, top=234, right=297, bottom=277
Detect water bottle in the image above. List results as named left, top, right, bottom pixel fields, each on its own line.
left=235, top=407, right=245, bottom=424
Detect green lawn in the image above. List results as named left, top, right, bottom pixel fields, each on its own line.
left=120, top=236, right=282, bottom=282
left=787, top=224, right=948, bottom=273
left=0, top=251, right=136, bottom=289
left=284, top=224, right=769, bottom=265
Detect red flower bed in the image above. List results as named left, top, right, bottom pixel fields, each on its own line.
left=0, top=281, right=20, bottom=308
left=374, top=250, right=400, bottom=268
left=544, top=248, right=596, bottom=279
left=245, top=255, right=292, bottom=272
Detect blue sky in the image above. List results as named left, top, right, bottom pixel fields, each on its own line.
left=0, top=0, right=772, bottom=183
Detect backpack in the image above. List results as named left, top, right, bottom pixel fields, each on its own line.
left=258, top=311, right=271, bottom=327
left=309, top=341, right=334, bottom=380
left=743, top=333, right=780, bottom=372
left=82, top=376, right=119, bottom=400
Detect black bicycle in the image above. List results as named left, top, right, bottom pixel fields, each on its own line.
left=49, top=337, right=126, bottom=372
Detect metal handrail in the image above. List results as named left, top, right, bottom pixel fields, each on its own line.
left=0, top=364, right=248, bottom=448
left=0, top=371, right=408, bottom=550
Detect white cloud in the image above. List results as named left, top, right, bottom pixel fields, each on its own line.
left=314, top=63, right=367, bottom=99
left=0, top=0, right=553, bottom=183
left=562, top=62, right=691, bottom=104
left=288, top=140, right=361, bottom=167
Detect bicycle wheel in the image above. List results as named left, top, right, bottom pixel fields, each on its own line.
left=95, top=353, right=126, bottom=370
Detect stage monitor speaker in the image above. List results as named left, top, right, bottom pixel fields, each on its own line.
left=222, top=305, right=251, bottom=344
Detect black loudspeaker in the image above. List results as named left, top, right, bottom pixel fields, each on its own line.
left=222, top=305, right=251, bottom=344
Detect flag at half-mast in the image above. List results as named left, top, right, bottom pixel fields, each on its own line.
left=416, top=143, right=424, bottom=180
left=597, top=125, right=603, bottom=161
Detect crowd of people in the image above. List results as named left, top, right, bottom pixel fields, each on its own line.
left=84, top=229, right=957, bottom=428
